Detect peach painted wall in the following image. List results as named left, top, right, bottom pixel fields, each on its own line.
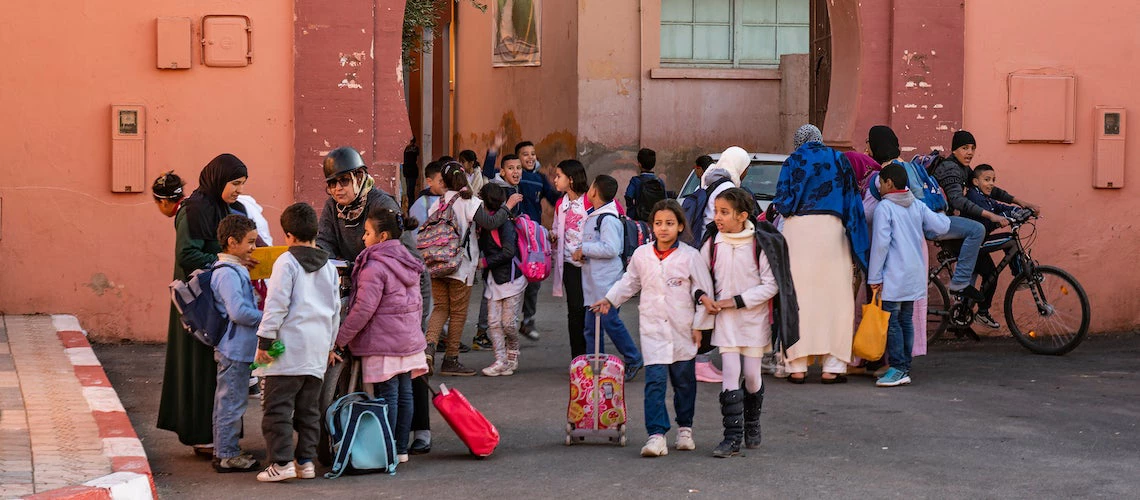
left=0, top=1, right=294, bottom=341
left=452, top=0, right=579, bottom=168
left=963, top=0, right=1140, bottom=333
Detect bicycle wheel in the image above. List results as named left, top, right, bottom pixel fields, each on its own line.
left=1003, top=265, right=1090, bottom=355
left=927, top=275, right=951, bottom=341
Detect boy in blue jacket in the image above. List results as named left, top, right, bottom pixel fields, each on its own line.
left=964, top=164, right=1032, bottom=328
left=867, top=164, right=950, bottom=388
left=576, top=175, right=644, bottom=381
left=210, top=214, right=263, bottom=473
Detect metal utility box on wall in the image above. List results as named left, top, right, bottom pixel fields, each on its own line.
left=1007, top=73, right=1076, bottom=143
left=1094, top=106, right=1125, bottom=188
left=156, top=17, right=192, bottom=69
left=202, top=15, right=252, bottom=67
left=111, top=105, right=146, bottom=193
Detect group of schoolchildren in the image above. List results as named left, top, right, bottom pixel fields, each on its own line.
left=167, top=124, right=1036, bottom=480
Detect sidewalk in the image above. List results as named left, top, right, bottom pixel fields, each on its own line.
left=0, top=315, right=153, bottom=499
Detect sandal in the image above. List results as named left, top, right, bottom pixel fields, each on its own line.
left=786, top=374, right=806, bottom=384
left=821, top=374, right=848, bottom=385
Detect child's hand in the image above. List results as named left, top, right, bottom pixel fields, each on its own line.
left=491, top=131, right=506, bottom=153
left=255, top=349, right=273, bottom=366
left=506, top=193, right=523, bottom=209
left=715, top=298, right=736, bottom=310
left=700, top=296, right=721, bottom=315
left=591, top=299, right=612, bottom=315
left=691, top=329, right=702, bottom=345
left=549, top=232, right=559, bottom=244
left=328, top=350, right=343, bottom=366
left=870, top=283, right=882, bottom=292
left=572, top=248, right=584, bottom=262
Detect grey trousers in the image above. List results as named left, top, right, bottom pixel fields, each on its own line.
left=262, top=375, right=322, bottom=464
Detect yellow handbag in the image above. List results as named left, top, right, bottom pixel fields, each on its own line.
left=853, top=289, right=892, bottom=360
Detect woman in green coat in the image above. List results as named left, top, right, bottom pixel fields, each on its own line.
left=158, top=154, right=251, bottom=454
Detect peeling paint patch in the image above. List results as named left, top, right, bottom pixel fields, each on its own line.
left=916, top=114, right=926, bottom=119
left=901, top=146, right=917, bottom=152
left=85, top=273, right=123, bottom=297
left=904, top=104, right=918, bottom=109
left=338, top=73, right=363, bottom=89
left=933, top=104, right=944, bottom=109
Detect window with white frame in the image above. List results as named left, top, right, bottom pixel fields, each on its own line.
left=660, top=0, right=810, bottom=67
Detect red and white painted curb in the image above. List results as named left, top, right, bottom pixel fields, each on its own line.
left=23, top=315, right=156, bottom=500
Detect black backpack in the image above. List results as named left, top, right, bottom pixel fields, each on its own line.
left=634, top=173, right=666, bottom=222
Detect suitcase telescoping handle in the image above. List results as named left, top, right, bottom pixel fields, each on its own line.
left=593, top=313, right=603, bottom=431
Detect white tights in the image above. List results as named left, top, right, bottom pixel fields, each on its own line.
left=721, top=353, right=763, bottom=393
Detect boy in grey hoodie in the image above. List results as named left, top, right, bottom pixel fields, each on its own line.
left=255, top=203, right=341, bottom=482
left=867, top=164, right=949, bottom=388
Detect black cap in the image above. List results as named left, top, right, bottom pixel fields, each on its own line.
left=867, top=125, right=901, bottom=164
left=152, top=171, right=185, bottom=199
left=952, top=130, right=976, bottom=151
left=323, top=146, right=367, bottom=181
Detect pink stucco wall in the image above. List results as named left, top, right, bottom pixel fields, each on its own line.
left=963, top=1, right=1140, bottom=332
left=0, top=2, right=295, bottom=341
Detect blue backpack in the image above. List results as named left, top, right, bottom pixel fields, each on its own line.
left=596, top=212, right=654, bottom=269
left=169, top=263, right=243, bottom=347
left=680, top=177, right=731, bottom=248
left=324, top=392, right=398, bottom=478
left=901, top=155, right=948, bottom=213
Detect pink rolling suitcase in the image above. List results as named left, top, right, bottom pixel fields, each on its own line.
left=564, top=314, right=627, bottom=446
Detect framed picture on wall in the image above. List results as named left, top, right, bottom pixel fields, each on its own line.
left=492, top=0, right=541, bottom=67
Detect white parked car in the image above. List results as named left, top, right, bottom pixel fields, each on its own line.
left=676, top=152, right=789, bottom=212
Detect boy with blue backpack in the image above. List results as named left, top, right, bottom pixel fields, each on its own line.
left=210, top=214, right=263, bottom=473
left=255, top=203, right=341, bottom=482
left=574, top=174, right=644, bottom=381
left=625, top=148, right=667, bottom=223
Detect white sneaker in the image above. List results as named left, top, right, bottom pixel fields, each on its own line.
left=257, top=461, right=297, bottom=482
left=398, top=454, right=409, bottom=463
left=640, top=434, right=668, bottom=457
left=294, top=460, right=315, bottom=479
left=481, top=361, right=514, bottom=377
left=675, top=427, right=695, bottom=451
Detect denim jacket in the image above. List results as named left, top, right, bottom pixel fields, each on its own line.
left=210, top=258, right=262, bottom=363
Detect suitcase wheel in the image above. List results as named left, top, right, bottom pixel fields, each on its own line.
left=619, top=424, right=627, bottom=447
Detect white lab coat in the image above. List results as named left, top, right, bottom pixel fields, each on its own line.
left=698, top=233, right=779, bottom=349
left=606, top=244, right=714, bottom=366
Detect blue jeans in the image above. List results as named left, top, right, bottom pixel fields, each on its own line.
left=584, top=307, right=643, bottom=368
left=882, top=301, right=915, bottom=373
left=374, top=373, right=414, bottom=455
left=213, top=352, right=252, bottom=458
left=927, top=216, right=985, bottom=288
left=644, top=360, right=697, bottom=436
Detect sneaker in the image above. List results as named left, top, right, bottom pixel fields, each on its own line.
left=520, top=322, right=540, bottom=341
left=256, top=462, right=297, bottom=482
left=675, top=427, right=695, bottom=451
left=409, top=438, right=431, bottom=455
left=624, top=360, right=644, bottom=382
left=640, top=434, right=668, bottom=457
left=439, top=356, right=477, bottom=376
left=760, top=352, right=778, bottom=375
left=192, top=444, right=214, bottom=458
left=398, top=454, right=409, bottom=464
left=213, top=454, right=260, bottom=473
left=437, top=341, right=471, bottom=353
left=481, top=361, right=514, bottom=377
left=875, top=368, right=912, bottom=387
left=294, top=460, right=315, bottom=479
left=472, top=329, right=493, bottom=350
left=975, top=310, right=1000, bottom=329
left=694, top=360, right=723, bottom=383
left=950, top=285, right=984, bottom=302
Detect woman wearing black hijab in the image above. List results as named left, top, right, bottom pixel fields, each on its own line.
left=158, top=153, right=251, bottom=455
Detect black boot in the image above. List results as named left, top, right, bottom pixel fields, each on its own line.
left=743, top=386, right=764, bottom=449
left=712, top=389, right=744, bottom=458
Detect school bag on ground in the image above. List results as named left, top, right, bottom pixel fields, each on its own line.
left=564, top=314, right=627, bottom=446
left=417, top=198, right=471, bottom=277
left=680, top=177, right=731, bottom=247
left=512, top=214, right=552, bottom=282
left=596, top=213, right=654, bottom=269
left=169, top=263, right=244, bottom=347
left=431, top=383, right=500, bottom=457
left=902, top=154, right=949, bottom=213
left=634, top=173, right=667, bottom=222
left=324, top=392, right=398, bottom=478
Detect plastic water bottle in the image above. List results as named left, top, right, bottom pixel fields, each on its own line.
left=250, top=340, right=285, bottom=370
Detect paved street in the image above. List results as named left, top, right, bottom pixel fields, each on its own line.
left=95, top=293, right=1140, bottom=499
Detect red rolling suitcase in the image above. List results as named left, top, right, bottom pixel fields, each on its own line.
left=564, top=314, right=627, bottom=446
left=432, top=383, right=500, bottom=457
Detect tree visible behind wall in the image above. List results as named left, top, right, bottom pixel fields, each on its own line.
left=404, top=0, right=487, bottom=64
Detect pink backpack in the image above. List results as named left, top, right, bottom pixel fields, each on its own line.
left=513, top=214, right=551, bottom=282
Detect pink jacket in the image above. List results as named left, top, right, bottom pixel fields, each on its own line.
left=337, top=240, right=427, bottom=357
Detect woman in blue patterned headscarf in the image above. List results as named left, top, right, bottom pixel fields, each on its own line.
left=773, top=125, right=869, bottom=384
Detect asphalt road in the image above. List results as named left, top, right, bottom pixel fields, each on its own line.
left=95, top=292, right=1140, bottom=499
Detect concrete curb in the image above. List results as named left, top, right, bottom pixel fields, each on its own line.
left=22, top=315, right=156, bottom=500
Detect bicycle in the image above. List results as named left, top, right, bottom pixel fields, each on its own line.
left=926, top=211, right=1090, bottom=355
